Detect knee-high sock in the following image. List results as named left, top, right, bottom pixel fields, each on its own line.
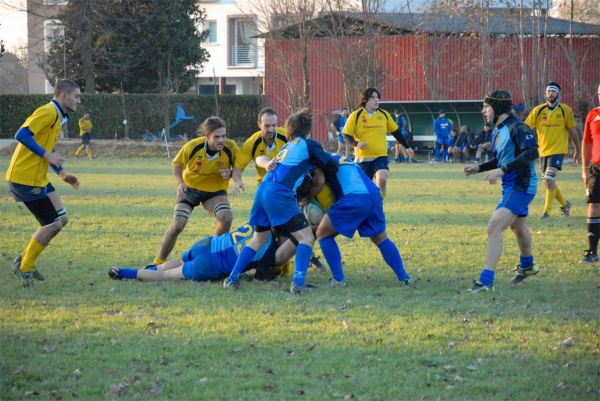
left=21, top=238, right=46, bottom=272
left=554, top=186, right=566, bottom=207
left=292, top=243, right=313, bottom=286
left=319, top=237, right=345, bottom=282
left=75, top=145, right=83, bottom=156
left=377, top=239, right=410, bottom=281
left=153, top=257, right=165, bottom=265
left=86, top=147, right=92, bottom=158
left=587, top=217, right=600, bottom=254
left=435, top=148, right=441, bottom=161
left=228, top=246, right=256, bottom=282
left=544, top=188, right=556, bottom=213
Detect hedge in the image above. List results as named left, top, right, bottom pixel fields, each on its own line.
left=0, top=94, right=266, bottom=140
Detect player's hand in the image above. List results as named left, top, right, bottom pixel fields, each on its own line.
left=177, top=183, right=187, bottom=196
left=406, top=148, right=415, bottom=159
left=266, top=158, right=277, bottom=171
left=219, top=168, right=232, bottom=180
left=45, top=152, right=63, bottom=167
left=231, top=180, right=245, bottom=196
left=357, top=141, right=367, bottom=150
left=484, top=168, right=504, bottom=184
left=62, top=174, right=79, bottom=189
left=464, top=164, right=479, bottom=176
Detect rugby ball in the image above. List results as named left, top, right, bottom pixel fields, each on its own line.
left=303, top=200, right=324, bottom=230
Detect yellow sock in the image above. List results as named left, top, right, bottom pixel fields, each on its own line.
left=86, top=148, right=92, bottom=159
left=380, top=189, right=386, bottom=198
left=544, top=188, right=556, bottom=213
left=21, top=238, right=46, bottom=272
left=75, top=146, right=83, bottom=156
left=280, top=260, right=291, bottom=277
left=153, top=257, right=165, bottom=265
left=555, top=187, right=566, bottom=207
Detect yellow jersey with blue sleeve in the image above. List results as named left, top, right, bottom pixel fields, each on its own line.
left=234, top=127, right=287, bottom=183
left=173, top=136, right=239, bottom=192
left=343, top=108, right=398, bottom=160
left=5, top=101, right=63, bottom=187
left=524, top=103, right=576, bottom=157
left=79, top=118, right=92, bottom=136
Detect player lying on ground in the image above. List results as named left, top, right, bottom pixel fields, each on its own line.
left=108, top=223, right=295, bottom=282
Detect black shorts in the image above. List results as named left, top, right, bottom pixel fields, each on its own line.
left=541, top=154, right=564, bottom=172
left=176, top=187, right=226, bottom=208
left=586, top=165, right=600, bottom=204
left=358, top=156, right=389, bottom=180
left=24, top=197, right=60, bottom=226
left=81, top=133, right=91, bottom=144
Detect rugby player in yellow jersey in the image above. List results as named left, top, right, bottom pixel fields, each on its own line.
left=6, top=79, right=81, bottom=287
left=75, top=112, right=93, bottom=159
left=525, top=82, right=581, bottom=220
left=343, top=88, right=414, bottom=197
left=154, top=116, right=239, bottom=264
left=231, top=107, right=287, bottom=195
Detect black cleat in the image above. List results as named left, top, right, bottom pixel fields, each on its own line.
left=511, top=264, right=540, bottom=285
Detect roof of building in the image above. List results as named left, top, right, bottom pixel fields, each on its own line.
left=261, top=11, right=600, bottom=39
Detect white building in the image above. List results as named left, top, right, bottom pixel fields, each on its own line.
left=197, top=0, right=265, bottom=95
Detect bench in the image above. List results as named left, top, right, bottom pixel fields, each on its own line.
left=387, top=135, right=436, bottom=159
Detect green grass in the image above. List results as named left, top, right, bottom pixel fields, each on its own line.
left=1, top=157, right=598, bottom=401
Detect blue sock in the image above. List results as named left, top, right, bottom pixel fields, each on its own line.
left=479, top=269, right=495, bottom=287
left=228, top=246, right=256, bottom=282
left=120, top=268, right=138, bottom=280
left=475, top=157, right=480, bottom=163
left=292, top=243, right=313, bottom=286
left=403, top=156, right=409, bottom=161
left=377, top=239, right=411, bottom=281
left=442, top=149, right=448, bottom=161
left=319, top=237, right=345, bottom=282
left=520, top=255, right=534, bottom=268
left=435, top=148, right=440, bottom=161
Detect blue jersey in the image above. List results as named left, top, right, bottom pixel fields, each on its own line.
left=209, top=224, right=272, bottom=274
left=326, top=155, right=380, bottom=201
left=264, top=136, right=334, bottom=192
left=491, top=115, right=538, bottom=194
left=434, top=117, right=452, bottom=138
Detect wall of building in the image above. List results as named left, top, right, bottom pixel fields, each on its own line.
left=265, top=34, right=600, bottom=142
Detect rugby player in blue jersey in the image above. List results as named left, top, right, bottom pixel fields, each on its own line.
left=224, top=110, right=338, bottom=293
left=433, top=110, right=452, bottom=162
left=108, top=223, right=296, bottom=282
left=464, top=90, right=540, bottom=293
left=316, top=154, right=412, bottom=286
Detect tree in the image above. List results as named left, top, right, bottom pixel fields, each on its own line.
left=0, top=51, right=28, bottom=94
left=46, top=0, right=209, bottom=93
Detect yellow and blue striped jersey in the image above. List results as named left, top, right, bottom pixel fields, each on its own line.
left=5, top=101, right=64, bottom=187
left=525, top=103, right=576, bottom=157
left=172, top=136, right=239, bottom=192
left=234, top=127, right=287, bottom=183
left=343, top=108, right=398, bottom=159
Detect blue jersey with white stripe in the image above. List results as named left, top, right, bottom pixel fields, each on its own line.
left=263, top=137, right=333, bottom=192
left=492, top=115, right=538, bottom=194
left=210, top=224, right=272, bottom=274
left=326, top=155, right=380, bottom=200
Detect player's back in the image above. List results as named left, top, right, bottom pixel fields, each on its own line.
left=210, top=224, right=273, bottom=273
left=328, top=155, right=379, bottom=199
left=264, top=137, right=314, bottom=191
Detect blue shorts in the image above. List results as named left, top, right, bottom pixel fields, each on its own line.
left=181, top=237, right=224, bottom=281
left=496, top=189, right=536, bottom=217
left=328, top=193, right=386, bottom=238
left=358, top=157, right=389, bottom=180
left=8, top=182, right=56, bottom=202
left=81, top=133, right=91, bottom=144
left=436, top=136, right=450, bottom=146
left=337, top=133, right=345, bottom=144
left=249, top=181, right=302, bottom=228
left=541, top=154, right=564, bottom=172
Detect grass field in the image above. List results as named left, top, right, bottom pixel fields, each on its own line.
left=1, top=156, right=598, bottom=401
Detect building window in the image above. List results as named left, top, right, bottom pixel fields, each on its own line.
left=203, top=20, right=217, bottom=43
left=44, top=20, right=64, bottom=52
left=228, top=17, right=256, bottom=67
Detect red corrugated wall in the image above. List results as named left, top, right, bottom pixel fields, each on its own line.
left=265, top=35, right=600, bottom=142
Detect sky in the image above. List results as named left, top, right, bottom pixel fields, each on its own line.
left=0, top=0, right=27, bottom=55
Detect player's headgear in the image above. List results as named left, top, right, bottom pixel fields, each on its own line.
left=439, top=110, right=445, bottom=115
left=546, top=82, right=561, bottom=93
left=484, top=90, right=512, bottom=123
